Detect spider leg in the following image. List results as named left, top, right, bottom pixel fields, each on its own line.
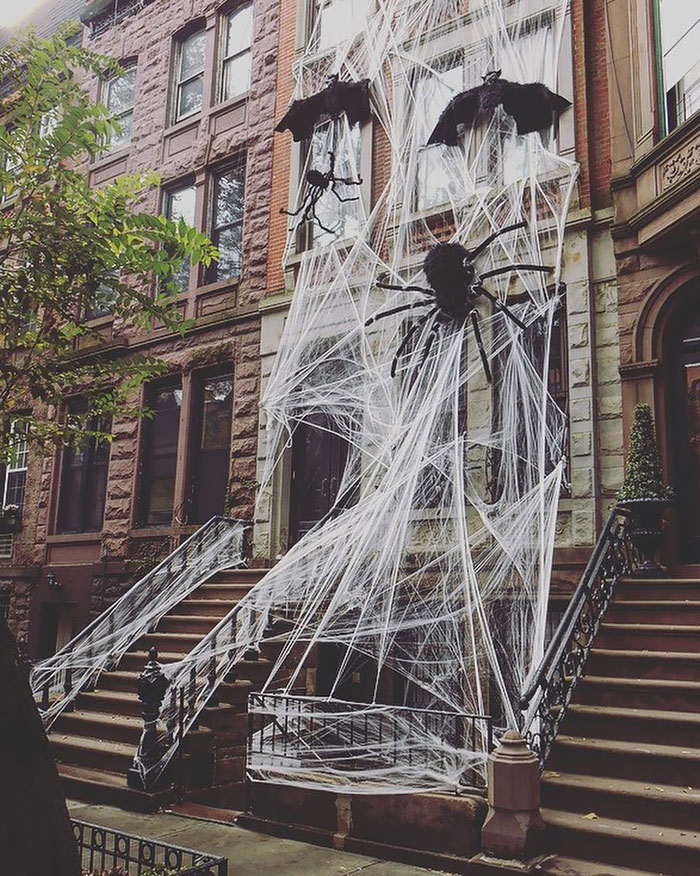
left=479, top=263, right=553, bottom=280
left=468, top=220, right=527, bottom=259
left=365, top=300, right=431, bottom=327
left=376, top=279, right=433, bottom=295
left=309, top=198, right=340, bottom=235
left=470, top=310, right=493, bottom=383
left=472, top=284, right=527, bottom=331
left=390, top=306, right=439, bottom=377
left=330, top=179, right=361, bottom=203
left=328, top=151, right=336, bottom=175
left=418, top=316, right=441, bottom=369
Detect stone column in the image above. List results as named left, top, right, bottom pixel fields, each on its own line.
left=471, top=730, right=547, bottom=874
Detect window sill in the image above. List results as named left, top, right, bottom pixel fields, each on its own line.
left=90, top=147, right=130, bottom=173
left=46, top=532, right=102, bottom=544
left=165, top=112, right=202, bottom=137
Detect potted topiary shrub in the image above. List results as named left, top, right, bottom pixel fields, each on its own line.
left=617, top=403, right=672, bottom=577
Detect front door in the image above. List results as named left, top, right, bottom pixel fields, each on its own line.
left=669, top=301, right=700, bottom=562
left=289, top=414, right=348, bottom=544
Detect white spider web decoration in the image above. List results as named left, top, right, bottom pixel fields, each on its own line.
left=246, top=0, right=578, bottom=793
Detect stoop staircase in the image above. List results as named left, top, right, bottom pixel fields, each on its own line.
left=541, top=575, right=700, bottom=875
left=49, top=567, right=273, bottom=811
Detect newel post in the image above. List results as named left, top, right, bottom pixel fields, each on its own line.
left=472, top=730, right=547, bottom=873
left=127, top=646, right=169, bottom=791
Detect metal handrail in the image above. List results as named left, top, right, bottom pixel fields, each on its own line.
left=30, top=516, right=247, bottom=728
left=520, top=506, right=638, bottom=766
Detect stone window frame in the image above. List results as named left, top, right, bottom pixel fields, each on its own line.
left=217, top=0, right=255, bottom=104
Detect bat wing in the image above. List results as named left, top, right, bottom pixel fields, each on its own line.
left=500, top=81, right=571, bottom=135
left=275, top=92, right=327, bottom=141
left=427, top=87, right=481, bottom=146
left=325, top=78, right=372, bottom=125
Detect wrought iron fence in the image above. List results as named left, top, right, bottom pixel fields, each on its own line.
left=72, top=819, right=227, bottom=876
left=247, top=692, right=493, bottom=791
left=519, top=506, right=639, bottom=767
left=31, top=517, right=247, bottom=728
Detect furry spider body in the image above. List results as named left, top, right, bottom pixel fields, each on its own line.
left=281, top=151, right=363, bottom=235
left=366, top=221, right=553, bottom=381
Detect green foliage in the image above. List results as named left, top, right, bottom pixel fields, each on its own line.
left=617, top=403, right=671, bottom=501
left=0, top=23, right=217, bottom=461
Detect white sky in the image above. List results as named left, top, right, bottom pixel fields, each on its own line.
left=0, top=0, right=48, bottom=28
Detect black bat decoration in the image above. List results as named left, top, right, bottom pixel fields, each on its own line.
left=427, top=70, right=571, bottom=146
left=275, top=74, right=372, bottom=142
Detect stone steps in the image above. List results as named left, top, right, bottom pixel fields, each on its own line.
left=562, top=703, right=700, bottom=747
left=574, top=675, right=700, bottom=712
left=587, top=647, right=700, bottom=681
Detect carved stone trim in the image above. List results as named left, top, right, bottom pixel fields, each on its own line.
left=660, top=134, right=700, bottom=191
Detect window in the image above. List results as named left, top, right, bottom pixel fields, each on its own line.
left=220, top=3, right=254, bottom=101
left=303, top=120, right=362, bottom=248
left=3, top=420, right=28, bottom=515
left=57, top=401, right=111, bottom=533
left=209, top=158, right=246, bottom=281
left=139, top=382, right=182, bottom=526
left=414, top=55, right=468, bottom=212
left=189, top=373, right=233, bottom=523
left=84, top=269, right=119, bottom=321
left=164, top=183, right=197, bottom=293
left=657, top=1, right=699, bottom=132
left=39, top=109, right=60, bottom=140
left=102, top=64, right=137, bottom=153
left=313, top=0, right=371, bottom=51
left=173, top=28, right=206, bottom=123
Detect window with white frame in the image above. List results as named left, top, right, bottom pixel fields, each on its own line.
left=173, top=28, right=206, bottom=123
left=303, top=120, right=363, bottom=248
left=657, top=0, right=699, bottom=132
left=102, top=63, right=137, bottom=153
left=3, top=420, right=28, bottom=514
left=313, top=0, right=371, bottom=51
left=414, top=54, right=469, bottom=212
left=220, top=3, right=254, bottom=101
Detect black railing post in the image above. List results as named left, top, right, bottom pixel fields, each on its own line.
left=127, top=646, right=170, bottom=791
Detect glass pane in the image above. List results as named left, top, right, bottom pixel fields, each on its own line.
left=226, top=4, right=253, bottom=56
left=107, top=111, right=133, bottom=151
left=166, top=185, right=196, bottom=225
left=181, top=30, right=206, bottom=79
left=4, top=470, right=26, bottom=509
left=317, top=0, right=370, bottom=51
left=107, top=68, right=136, bottom=114
left=308, top=122, right=362, bottom=247
left=223, top=51, right=252, bottom=100
left=214, top=166, right=245, bottom=228
left=214, top=225, right=242, bottom=279
left=142, top=385, right=182, bottom=526
left=178, top=76, right=203, bottom=118
left=190, top=375, right=233, bottom=523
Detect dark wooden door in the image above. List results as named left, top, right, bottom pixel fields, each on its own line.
left=289, top=414, right=348, bottom=544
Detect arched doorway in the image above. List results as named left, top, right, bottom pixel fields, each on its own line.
left=665, top=286, right=700, bottom=563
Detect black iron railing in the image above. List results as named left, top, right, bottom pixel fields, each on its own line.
left=520, top=506, right=639, bottom=767
left=247, top=692, right=493, bottom=790
left=31, top=517, right=247, bottom=729
left=72, top=819, right=227, bottom=875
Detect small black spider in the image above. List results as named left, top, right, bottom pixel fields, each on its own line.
left=365, top=220, right=552, bottom=381
left=280, top=150, right=363, bottom=235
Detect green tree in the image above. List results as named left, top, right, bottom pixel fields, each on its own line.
left=0, top=22, right=217, bottom=458
left=618, top=403, right=670, bottom=501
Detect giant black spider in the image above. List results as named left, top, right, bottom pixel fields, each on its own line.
left=281, top=150, right=363, bottom=235
left=365, top=220, right=552, bottom=381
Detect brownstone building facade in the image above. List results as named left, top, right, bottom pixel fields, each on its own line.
left=1, top=0, right=281, bottom=657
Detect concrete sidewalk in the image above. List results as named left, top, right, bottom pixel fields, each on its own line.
left=68, top=800, right=447, bottom=875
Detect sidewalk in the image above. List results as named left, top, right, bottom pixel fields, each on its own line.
left=68, top=800, right=446, bottom=875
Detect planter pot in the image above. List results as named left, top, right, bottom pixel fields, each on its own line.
left=619, top=497, right=671, bottom=578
